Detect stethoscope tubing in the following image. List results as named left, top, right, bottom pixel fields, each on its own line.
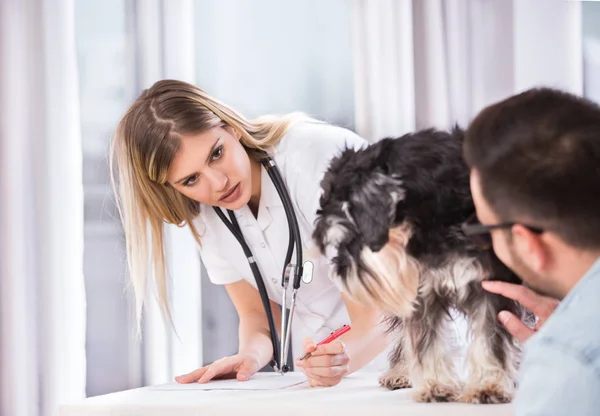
left=261, top=158, right=304, bottom=370
left=212, top=155, right=304, bottom=373
left=212, top=207, right=282, bottom=369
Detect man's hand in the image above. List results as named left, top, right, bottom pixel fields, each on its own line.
left=482, top=281, right=559, bottom=343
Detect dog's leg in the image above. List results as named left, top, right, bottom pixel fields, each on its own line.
left=379, top=320, right=411, bottom=390
left=459, top=283, right=521, bottom=404
left=405, top=291, right=462, bottom=403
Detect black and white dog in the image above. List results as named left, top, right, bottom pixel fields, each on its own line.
left=312, top=127, right=527, bottom=404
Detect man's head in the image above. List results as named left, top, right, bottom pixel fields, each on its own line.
left=463, top=87, right=600, bottom=299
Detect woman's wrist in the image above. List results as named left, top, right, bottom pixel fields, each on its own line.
left=238, top=314, right=277, bottom=368
left=238, top=333, right=274, bottom=367
left=238, top=348, right=272, bottom=369
left=341, top=325, right=390, bottom=373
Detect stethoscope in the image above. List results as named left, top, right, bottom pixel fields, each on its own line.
left=212, top=154, right=312, bottom=374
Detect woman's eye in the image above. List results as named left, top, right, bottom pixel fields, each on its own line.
left=211, top=145, right=223, bottom=161
left=183, top=175, right=198, bottom=187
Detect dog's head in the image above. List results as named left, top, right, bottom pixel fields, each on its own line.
left=313, top=140, right=404, bottom=255
left=313, top=140, right=420, bottom=315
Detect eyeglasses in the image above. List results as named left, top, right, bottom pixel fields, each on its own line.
left=461, top=214, right=544, bottom=250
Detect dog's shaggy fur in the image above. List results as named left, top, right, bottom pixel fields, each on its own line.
left=312, top=127, right=528, bottom=404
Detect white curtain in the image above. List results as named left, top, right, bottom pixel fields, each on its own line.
left=352, top=0, right=583, bottom=142
left=128, top=0, right=204, bottom=386
left=583, top=2, right=600, bottom=103
left=0, top=0, right=86, bottom=415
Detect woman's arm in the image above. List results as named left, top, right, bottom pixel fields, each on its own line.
left=337, top=292, right=390, bottom=373
left=176, top=279, right=282, bottom=383
left=226, top=279, right=282, bottom=367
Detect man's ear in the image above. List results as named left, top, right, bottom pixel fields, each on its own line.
left=512, top=225, right=548, bottom=272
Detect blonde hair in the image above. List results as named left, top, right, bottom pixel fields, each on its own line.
left=110, top=79, right=310, bottom=332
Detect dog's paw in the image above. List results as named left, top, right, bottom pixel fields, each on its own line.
left=458, top=384, right=514, bottom=404
left=378, top=372, right=412, bottom=390
left=413, top=383, right=460, bottom=403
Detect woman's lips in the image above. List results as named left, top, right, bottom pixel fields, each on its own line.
left=219, top=183, right=241, bottom=203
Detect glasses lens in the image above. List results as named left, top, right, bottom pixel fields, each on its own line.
left=468, top=232, right=492, bottom=250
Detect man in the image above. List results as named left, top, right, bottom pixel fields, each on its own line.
left=462, top=87, right=600, bottom=414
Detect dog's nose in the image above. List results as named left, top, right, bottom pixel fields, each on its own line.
left=368, top=242, right=386, bottom=252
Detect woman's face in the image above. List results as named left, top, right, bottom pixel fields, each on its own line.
left=167, top=126, right=253, bottom=210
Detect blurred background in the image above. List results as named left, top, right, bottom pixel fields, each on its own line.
left=1, top=0, right=599, bottom=415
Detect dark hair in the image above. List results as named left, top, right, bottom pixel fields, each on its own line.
left=463, top=87, right=600, bottom=249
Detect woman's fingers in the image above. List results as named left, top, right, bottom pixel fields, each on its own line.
left=298, top=350, right=350, bottom=379
left=197, top=366, right=227, bottom=384
left=176, top=354, right=260, bottom=385
left=298, top=352, right=349, bottom=368
left=302, top=337, right=317, bottom=354
left=197, top=359, right=236, bottom=384
left=307, top=340, right=346, bottom=356
left=307, top=377, right=329, bottom=388
left=300, top=364, right=348, bottom=385
left=303, top=364, right=349, bottom=379
left=235, top=357, right=260, bottom=381
left=296, top=339, right=349, bottom=387
left=175, top=367, right=208, bottom=384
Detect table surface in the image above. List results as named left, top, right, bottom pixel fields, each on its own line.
left=56, top=372, right=514, bottom=416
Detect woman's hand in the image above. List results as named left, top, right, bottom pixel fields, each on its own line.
left=295, top=338, right=350, bottom=387
left=175, top=352, right=261, bottom=384
left=482, top=280, right=559, bottom=343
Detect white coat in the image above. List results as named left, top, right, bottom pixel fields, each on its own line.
left=193, top=120, right=391, bottom=371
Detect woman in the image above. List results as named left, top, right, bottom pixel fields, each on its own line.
left=110, top=79, right=392, bottom=387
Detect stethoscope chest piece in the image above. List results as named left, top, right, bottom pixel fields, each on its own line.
left=301, top=261, right=314, bottom=284
left=286, top=261, right=313, bottom=285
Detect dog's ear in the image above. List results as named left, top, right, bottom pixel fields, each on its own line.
left=349, top=170, right=404, bottom=252
left=451, top=124, right=465, bottom=145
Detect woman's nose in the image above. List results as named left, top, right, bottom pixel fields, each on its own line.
left=205, top=168, right=228, bottom=192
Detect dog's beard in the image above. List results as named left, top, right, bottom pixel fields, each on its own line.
left=335, top=224, right=421, bottom=317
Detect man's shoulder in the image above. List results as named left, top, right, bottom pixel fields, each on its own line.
left=516, top=278, right=600, bottom=416
left=524, top=263, right=600, bottom=377
left=515, top=337, right=600, bottom=415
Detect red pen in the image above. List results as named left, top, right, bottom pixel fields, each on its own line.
left=299, top=324, right=351, bottom=360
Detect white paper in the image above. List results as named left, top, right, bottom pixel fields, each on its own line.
left=149, top=373, right=308, bottom=391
